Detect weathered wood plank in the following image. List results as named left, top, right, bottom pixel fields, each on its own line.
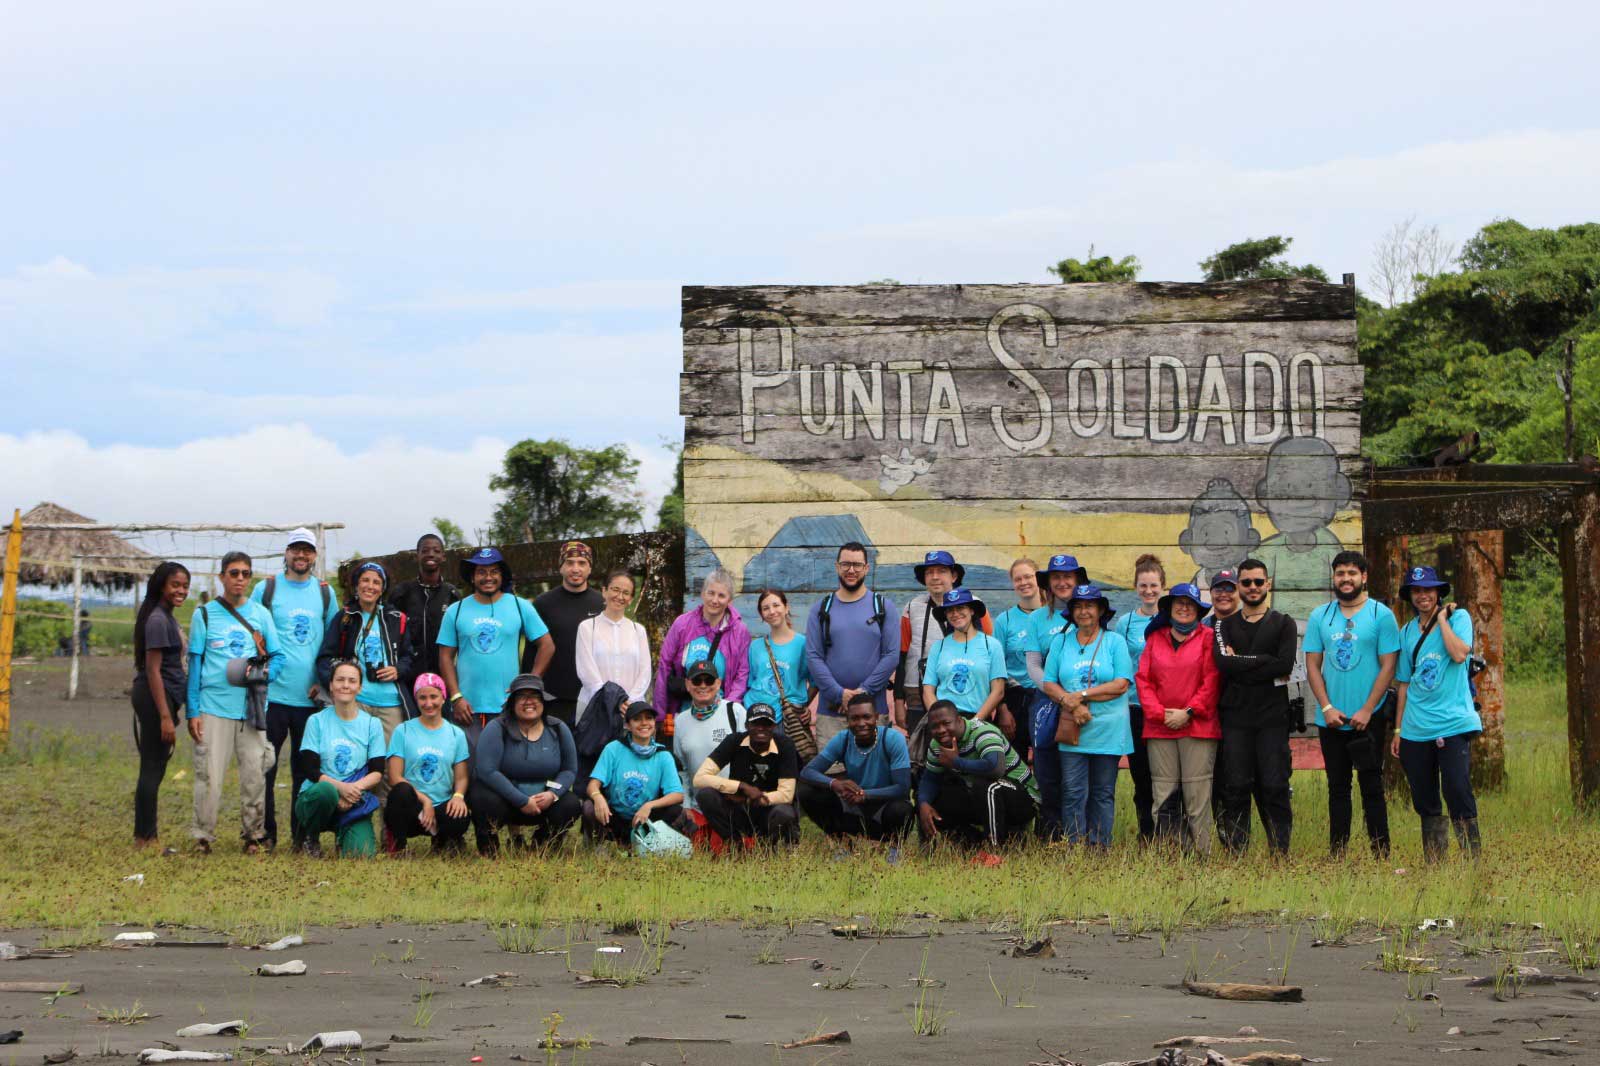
left=1364, top=488, right=1577, bottom=536
left=682, top=280, right=1355, bottom=328
left=683, top=320, right=1358, bottom=374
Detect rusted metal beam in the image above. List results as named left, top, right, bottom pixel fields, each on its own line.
left=1363, top=488, right=1575, bottom=536
left=1371, top=462, right=1600, bottom=487
left=1457, top=530, right=1506, bottom=791
left=1562, top=486, right=1600, bottom=808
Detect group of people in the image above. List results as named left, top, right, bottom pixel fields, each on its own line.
left=128, top=530, right=1485, bottom=863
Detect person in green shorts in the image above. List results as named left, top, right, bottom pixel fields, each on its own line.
left=295, top=660, right=387, bottom=857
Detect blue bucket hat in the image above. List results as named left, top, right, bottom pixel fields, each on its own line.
left=1158, top=582, right=1211, bottom=616
left=931, top=586, right=987, bottom=623
left=1399, top=565, right=1451, bottom=599
left=913, top=549, right=966, bottom=587
left=1037, top=553, right=1089, bottom=587
left=460, top=546, right=514, bottom=590
left=352, top=560, right=388, bottom=596
left=1065, top=583, right=1116, bottom=624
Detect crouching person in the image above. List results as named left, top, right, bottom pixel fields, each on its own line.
left=469, top=674, right=582, bottom=855
left=692, top=703, right=800, bottom=848
left=916, top=701, right=1038, bottom=852
left=294, top=660, right=386, bottom=857
left=383, top=673, right=472, bottom=854
left=583, top=701, right=689, bottom=847
left=798, top=692, right=912, bottom=843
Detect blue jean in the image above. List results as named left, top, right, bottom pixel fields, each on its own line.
left=1398, top=732, right=1478, bottom=820
left=1060, top=751, right=1119, bottom=846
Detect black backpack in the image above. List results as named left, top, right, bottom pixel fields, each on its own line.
left=816, top=591, right=886, bottom=654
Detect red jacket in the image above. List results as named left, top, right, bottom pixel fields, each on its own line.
left=1135, top=625, right=1221, bottom=740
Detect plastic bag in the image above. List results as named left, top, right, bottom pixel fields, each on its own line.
left=631, top=819, right=693, bottom=859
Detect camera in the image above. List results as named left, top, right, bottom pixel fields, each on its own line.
left=365, top=660, right=385, bottom=683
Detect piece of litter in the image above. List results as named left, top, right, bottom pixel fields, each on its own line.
left=260, top=935, right=302, bottom=952
left=114, top=932, right=157, bottom=942
left=595, top=946, right=623, bottom=954
left=175, top=1022, right=246, bottom=1038
left=137, top=1052, right=233, bottom=1064
left=255, top=960, right=306, bottom=977
left=1236, top=1027, right=1259, bottom=1036
left=123, top=874, right=146, bottom=885
left=314, top=881, right=330, bottom=888
left=1446, top=1026, right=1463, bottom=1036
left=464, top=973, right=516, bottom=988
left=0, top=1030, right=21, bottom=1044
left=1418, top=918, right=1456, bottom=932
left=471, top=1057, right=483, bottom=1063
left=301, top=1031, right=361, bottom=1051
left=0, top=943, right=18, bottom=960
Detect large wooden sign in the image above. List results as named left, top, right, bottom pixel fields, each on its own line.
left=680, top=280, right=1362, bottom=630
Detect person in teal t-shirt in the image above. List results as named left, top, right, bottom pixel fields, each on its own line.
left=384, top=674, right=471, bottom=854
left=1107, top=553, right=1166, bottom=842
left=294, top=661, right=387, bottom=857
left=1391, top=566, right=1482, bottom=862
left=1304, top=550, right=1402, bottom=858
left=1043, top=585, right=1133, bottom=847
left=993, top=558, right=1047, bottom=762
left=744, top=590, right=814, bottom=724
left=583, top=701, right=688, bottom=845
left=438, top=548, right=552, bottom=750
left=921, top=589, right=1007, bottom=722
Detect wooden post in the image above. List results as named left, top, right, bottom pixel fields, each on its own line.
left=0, top=509, right=22, bottom=742
left=1455, top=530, right=1505, bottom=790
left=1366, top=530, right=1411, bottom=795
left=1562, top=484, right=1600, bottom=807
left=67, top=556, right=84, bottom=701
left=314, top=524, right=327, bottom=581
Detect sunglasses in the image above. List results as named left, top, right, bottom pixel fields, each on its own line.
left=224, top=568, right=253, bottom=578
left=1239, top=578, right=1268, bottom=587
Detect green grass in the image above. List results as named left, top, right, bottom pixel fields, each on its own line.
left=3, top=679, right=1597, bottom=943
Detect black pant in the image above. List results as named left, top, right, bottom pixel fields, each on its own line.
left=1005, top=687, right=1033, bottom=762
left=468, top=782, right=581, bottom=853
left=583, top=800, right=687, bottom=843
left=1127, top=705, right=1157, bottom=841
left=1218, top=720, right=1293, bottom=855
left=1318, top=721, right=1390, bottom=854
left=920, top=776, right=1036, bottom=848
left=1398, top=732, right=1479, bottom=820
left=132, top=677, right=182, bottom=841
left=384, top=781, right=471, bottom=850
left=263, top=702, right=317, bottom=844
left=695, top=788, right=799, bottom=846
left=797, top=781, right=913, bottom=840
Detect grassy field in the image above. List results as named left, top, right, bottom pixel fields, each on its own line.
left=2, top=679, right=1596, bottom=953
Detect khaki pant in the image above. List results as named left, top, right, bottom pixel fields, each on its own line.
left=363, top=703, right=404, bottom=800
left=191, top=714, right=275, bottom=844
left=1147, top=736, right=1218, bottom=857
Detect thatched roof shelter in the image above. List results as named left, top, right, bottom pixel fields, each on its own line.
left=2, top=502, right=157, bottom=591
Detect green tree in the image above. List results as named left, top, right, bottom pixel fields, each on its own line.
left=1047, top=246, right=1140, bottom=283
left=430, top=517, right=469, bottom=549
left=1199, top=235, right=1330, bottom=282
left=655, top=442, right=685, bottom=532
left=487, top=439, right=644, bottom=544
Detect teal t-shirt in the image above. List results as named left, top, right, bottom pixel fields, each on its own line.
left=992, top=605, right=1042, bottom=688
left=923, top=632, right=1007, bottom=718
left=1024, top=602, right=1073, bottom=656
left=590, top=740, right=681, bottom=817
left=352, top=610, right=401, bottom=708
left=186, top=600, right=282, bottom=720
left=744, top=634, right=810, bottom=722
left=437, top=594, right=550, bottom=715
left=1304, top=599, right=1402, bottom=728
left=1045, top=629, right=1135, bottom=756
left=1397, top=609, right=1481, bottom=742
left=677, top=632, right=729, bottom=682
left=250, top=575, right=338, bottom=708
left=388, top=717, right=470, bottom=804
left=299, top=706, right=386, bottom=789
left=1107, top=610, right=1158, bottom=704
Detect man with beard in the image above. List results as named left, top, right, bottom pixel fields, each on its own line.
left=388, top=534, right=460, bottom=678
left=524, top=540, right=604, bottom=728
left=1212, top=559, right=1298, bottom=856
left=805, top=542, right=898, bottom=749
left=437, top=547, right=553, bottom=750
left=1304, top=551, right=1400, bottom=857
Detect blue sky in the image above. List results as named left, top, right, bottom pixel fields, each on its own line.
left=3, top=0, right=1597, bottom=559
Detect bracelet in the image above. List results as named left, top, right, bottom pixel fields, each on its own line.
left=1321, top=704, right=1335, bottom=715
left=450, top=792, right=465, bottom=801
left=450, top=692, right=465, bottom=703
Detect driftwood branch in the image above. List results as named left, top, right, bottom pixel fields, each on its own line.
left=1182, top=979, right=1303, bottom=1002
left=780, top=1030, right=851, bottom=1049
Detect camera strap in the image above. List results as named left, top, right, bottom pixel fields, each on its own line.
left=217, top=598, right=265, bottom=657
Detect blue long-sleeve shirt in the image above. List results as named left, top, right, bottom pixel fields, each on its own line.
left=473, top=715, right=577, bottom=809
left=804, top=592, right=898, bottom=717
left=185, top=598, right=284, bottom=719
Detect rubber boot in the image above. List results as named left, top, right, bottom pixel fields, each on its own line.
left=1421, top=816, right=1450, bottom=863
left=1451, top=817, right=1481, bottom=858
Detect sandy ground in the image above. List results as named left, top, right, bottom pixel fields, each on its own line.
left=2, top=918, right=1596, bottom=1065
left=8, top=656, right=145, bottom=742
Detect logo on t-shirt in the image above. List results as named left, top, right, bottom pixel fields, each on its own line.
left=330, top=741, right=357, bottom=776
left=362, top=632, right=385, bottom=667
left=286, top=608, right=316, bottom=646
left=683, top=636, right=713, bottom=669
left=1331, top=631, right=1359, bottom=672
left=1415, top=655, right=1444, bottom=692
left=472, top=617, right=505, bottom=654
left=1073, top=660, right=1098, bottom=689
left=946, top=662, right=972, bottom=695
left=225, top=627, right=250, bottom=658
left=414, top=751, right=442, bottom=785
left=1005, top=629, right=1029, bottom=649
left=620, top=770, right=648, bottom=811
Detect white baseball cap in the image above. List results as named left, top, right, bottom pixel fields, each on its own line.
left=285, top=527, right=317, bottom=550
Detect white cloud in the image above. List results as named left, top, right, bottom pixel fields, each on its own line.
left=401, top=280, right=679, bottom=314
left=0, top=428, right=678, bottom=571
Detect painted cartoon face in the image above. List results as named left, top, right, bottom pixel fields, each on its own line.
left=1257, top=441, right=1348, bottom=532
left=1184, top=509, right=1256, bottom=567
left=330, top=742, right=356, bottom=776
left=472, top=617, right=503, bottom=654
left=288, top=610, right=314, bottom=646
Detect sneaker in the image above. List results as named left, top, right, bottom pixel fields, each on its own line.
left=193, top=839, right=212, bottom=856
left=300, top=838, right=323, bottom=859
left=971, top=850, right=1004, bottom=868
left=382, top=827, right=402, bottom=856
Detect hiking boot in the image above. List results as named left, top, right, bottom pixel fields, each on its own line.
left=1421, top=816, right=1450, bottom=863
left=1451, top=817, right=1481, bottom=858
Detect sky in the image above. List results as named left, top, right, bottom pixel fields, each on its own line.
left=3, top=0, right=1597, bottom=565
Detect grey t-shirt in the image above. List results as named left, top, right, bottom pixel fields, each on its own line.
left=138, top=608, right=186, bottom=696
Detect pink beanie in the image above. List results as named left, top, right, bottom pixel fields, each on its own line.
left=413, top=673, right=447, bottom=698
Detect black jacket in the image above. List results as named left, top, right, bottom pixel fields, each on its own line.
left=316, top=605, right=418, bottom=718
left=387, top=579, right=458, bottom=676
left=1213, top=609, right=1297, bottom=729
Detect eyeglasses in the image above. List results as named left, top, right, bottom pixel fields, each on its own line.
left=1239, top=578, right=1267, bottom=588
left=837, top=562, right=868, bottom=571
left=224, top=568, right=252, bottom=578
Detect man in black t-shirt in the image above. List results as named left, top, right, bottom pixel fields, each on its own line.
left=524, top=540, right=604, bottom=727
left=691, top=704, right=800, bottom=847
left=387, top=534, right=459, bottom=677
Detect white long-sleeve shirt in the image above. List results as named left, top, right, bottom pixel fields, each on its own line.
left=575, top=613, right=652, bottom=713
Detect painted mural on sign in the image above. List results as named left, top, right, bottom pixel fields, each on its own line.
left=680, top=282, right=1362, bottom=636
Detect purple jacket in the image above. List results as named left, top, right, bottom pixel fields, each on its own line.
left=653, top=604, right=752, bottom=717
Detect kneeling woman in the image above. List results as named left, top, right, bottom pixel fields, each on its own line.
left=384, top=673, right=472, bottom=854
left=295, top=660, right=387, bottom=857
left=583, top=701, right=688, bottom=845
left=470, top=674, right=582, bottom=855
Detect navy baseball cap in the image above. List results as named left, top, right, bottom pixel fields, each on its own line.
left=1210, top=569, right=1240, bottom=590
